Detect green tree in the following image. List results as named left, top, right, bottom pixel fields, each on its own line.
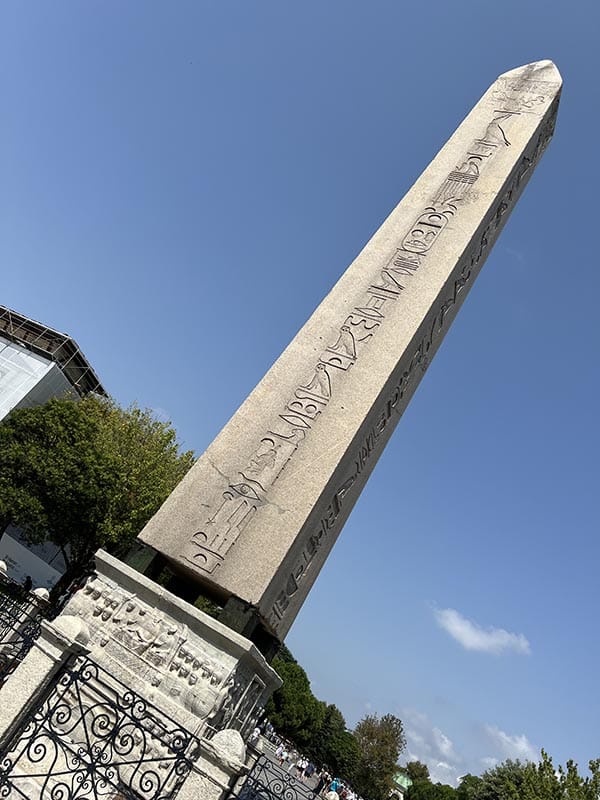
left=275, top=643, right=297, bottom=664
left=407, top=781, right=457, bottom=800
left=453, top=754, right=600, bottom=800
left=307, top=703, right=360, bottom=779
left=456, top=774, right=483, bottom=800
left=353, top=714, right=407, bottom=800
left=265, top=648, right=359, bottom=777
left=472, top=760, right=528, bottom=800
left=405, top=761, right=431, bottom=782
left=265, top=658, right=325, bottom=747
left=519, top=751, right=600, bottom=800
left=0, top=396, right=194, bottom=591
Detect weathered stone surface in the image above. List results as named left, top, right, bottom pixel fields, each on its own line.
left=208, top=729, right=247, bottom=771
left=0, top=556, right=279, bottom=800
left=138, top=61, right=562, bottom=638
left=62, top=551, right=281, bottom=739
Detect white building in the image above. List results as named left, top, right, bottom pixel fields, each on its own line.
left=0, top=305, right=104, bottom=420
left=0, top=305, right=105, bottom=588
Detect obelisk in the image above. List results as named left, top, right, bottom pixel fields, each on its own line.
left=139, top=61, right=562, bottom=642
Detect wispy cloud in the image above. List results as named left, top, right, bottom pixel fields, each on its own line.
left=399, top=709, right=539, bottom=786
left=149, top=406, right=171, bottom=423
left=505, top=245, right=526, bottom=265
left=484, top=725, right=538, bottom=762
left=402, top=709, right=462, bottom=786
left=480, top=756, right=499, bottom=769
left=434, top=608, right=531, bottom=655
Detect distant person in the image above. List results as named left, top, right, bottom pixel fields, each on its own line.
left=304, top=761, right=316, bottom=780
left=296, top=757, right=308, bottom=780
left=22, top=575, right=33, bottom=592
left=315, top=769, right=330, bottom=795
left=249, top=726, right=261, bottom=745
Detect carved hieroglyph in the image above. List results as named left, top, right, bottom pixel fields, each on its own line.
left=138, top=61, right=562, bottom=639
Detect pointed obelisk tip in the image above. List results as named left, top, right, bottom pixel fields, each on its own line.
left=498, top=59, right=562, bottom=88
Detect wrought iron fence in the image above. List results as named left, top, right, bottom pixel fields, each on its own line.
left=0, top=654, right=202, bottom=800
left=234, top=755, right=317, bottom=800
left=0, top=576, right=49, bottom=684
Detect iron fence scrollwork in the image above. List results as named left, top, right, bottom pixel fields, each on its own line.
left=0, top=654, right=201, bottom=800
left=234, top=755, right=317, bottom=800
left=0, top=577, right=48, bottom=684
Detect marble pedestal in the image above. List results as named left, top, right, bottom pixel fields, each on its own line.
left=65, top=551, right=282, bottom=739
left=0, top=551, right=281, bottom=800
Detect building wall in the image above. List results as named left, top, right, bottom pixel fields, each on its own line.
left=0, top=525, right=65, bottom=589
left=0, top=334, right=77, bottom=588
left=16, top=361, right=75, bottom=411
left=0, top=337, right=53, bottom=420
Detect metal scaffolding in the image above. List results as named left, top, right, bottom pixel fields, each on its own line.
left=0, top=305, right=106, bottom=397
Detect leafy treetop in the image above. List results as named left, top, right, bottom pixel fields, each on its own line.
left=0, top=395, right=194, bottom=590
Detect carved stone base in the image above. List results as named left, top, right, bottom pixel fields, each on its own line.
left=0, top=551, right=281, bottom=799
left=62, top=550, right=282, bottom=743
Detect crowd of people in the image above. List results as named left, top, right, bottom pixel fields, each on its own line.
left=249, top=723, right=362, bottom=800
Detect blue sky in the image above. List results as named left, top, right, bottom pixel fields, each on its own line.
left=2, top=0, right=599, bottom=783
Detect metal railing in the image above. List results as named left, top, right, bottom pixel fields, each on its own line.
left=0, top=653, right=202, bottom=800
left=0, top=575, right=50, bottom=684
left=231, top=755, right=318, bottom=800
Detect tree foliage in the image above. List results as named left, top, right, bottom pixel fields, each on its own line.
left=455, top=774, right=483, bottom=800
left=407, top=780, right=457, bottom=800
left=265, top=658, right=325, bottom=747
left=471, top=759, right=527, bottom=800
left=405, top=761, right=431, bottom=783
left=353, top=714, right=407, bottom=800
left=267, top=648, right=405, bottom=794
left=266, top=650, right=360, bottom=777
left=307, top=703, right=360, bottom=779
left=467, top=753, right=600, bottom=800
left=0, top=395, right=194, bottom=587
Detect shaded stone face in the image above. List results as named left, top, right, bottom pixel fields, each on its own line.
left=138, top=61, right=562, bottom=639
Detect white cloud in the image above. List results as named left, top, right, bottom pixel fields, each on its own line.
left=434, top=608, right=531, bottom=655
left=398, top=709, right=539, bottom=787
left=480, top=756, right=499, bottom=769
left=484, top=725, right=538, bottom=762
left=432, top=728, right=456, bottom=761
left=401, top=709, right=462, bottom=786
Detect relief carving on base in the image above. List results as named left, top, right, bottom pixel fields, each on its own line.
left=66, top=574, right=241, bottom=723
left=205, top=664, right=257, bottom=735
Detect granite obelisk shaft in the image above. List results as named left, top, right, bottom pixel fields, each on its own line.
left=139, top=61, right=562, bottom=639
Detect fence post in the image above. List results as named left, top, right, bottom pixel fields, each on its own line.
left=175, top=730, right=249, bottom=800
left=0, top=614, right=90, bottom=746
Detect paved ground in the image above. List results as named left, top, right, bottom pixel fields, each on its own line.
left=249, top=739, right=323, bottom=796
